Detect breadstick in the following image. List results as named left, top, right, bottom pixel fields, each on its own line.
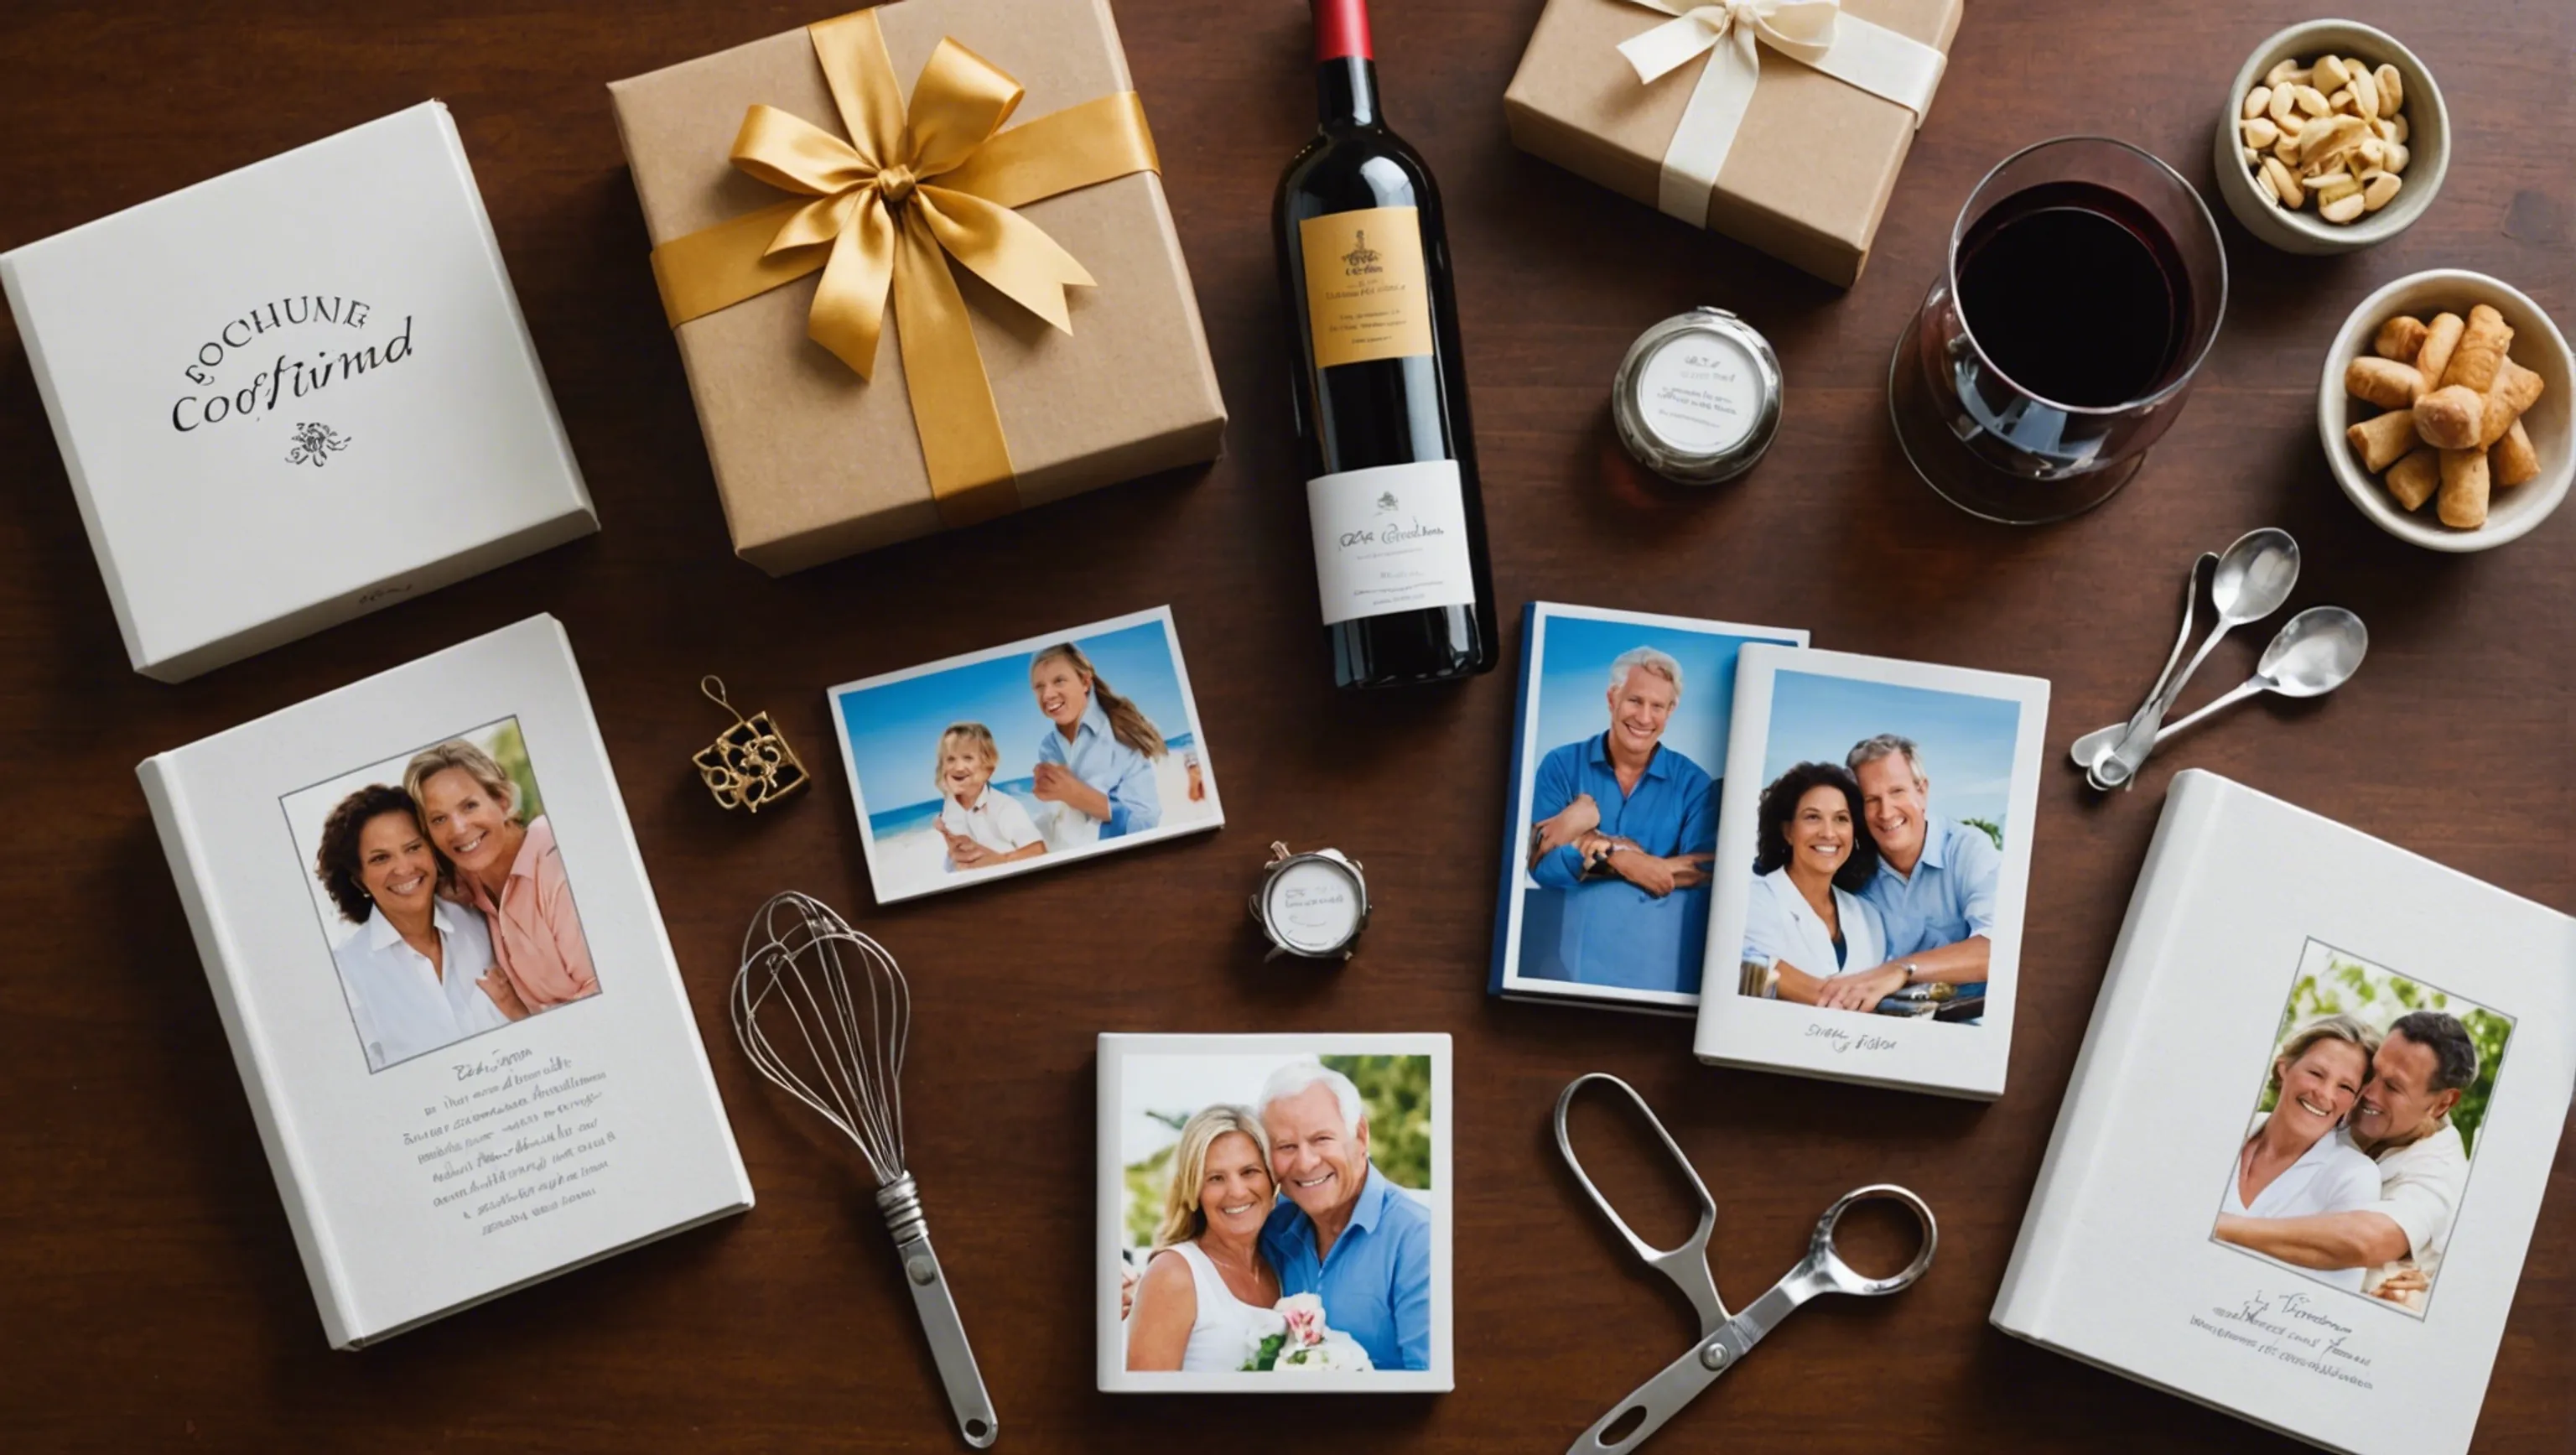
left=2372, top=315, right=2428, bottom=362
left=2345, top=356, right=2423, bottom=408
left=2414, top=312, right=2464, bottom=387
left=2385, top=447, right=2440, bottom=511
left=2412, top=384, right=2485, bottom=450
left=2346, top=408, right=2422, bottom=471
left=2473, top=356, right=2545, bottom=448
left=2439, top=304, right=2511, bottom=392
left=2492, top=419, right=2541, bottom=487
left=2437, top=447, right=2490, bottom=528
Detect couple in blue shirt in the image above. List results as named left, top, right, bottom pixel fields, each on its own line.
left=1746, top=733, right=2000, bottom=1014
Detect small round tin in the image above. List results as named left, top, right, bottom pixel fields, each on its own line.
left=1611, top=307, right=1784, bottom=486
left=1249, top=843, right=1370, bottom=962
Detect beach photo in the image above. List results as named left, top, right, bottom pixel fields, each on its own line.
left=828, top=607, right=1222, bottom=904
left=1727, top=660, right=2038, bottom=1026
left=1096, top=1032, right=1452, bottom=1393
left=280, top=716, right=600, bottom=1073
left=2210, top=938, right=2512, bottom=1319
left=1493, top=605, right=1802, bottom=1008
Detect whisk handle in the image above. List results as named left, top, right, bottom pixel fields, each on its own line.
left=879, top=1176, right=998, bottom=1448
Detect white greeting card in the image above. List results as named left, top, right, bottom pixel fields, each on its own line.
left=138, top=616, right=750, bottom=1348
left=1691, top=645, right=2049, bottom=1100
left=3, top=102, right=594, bottom=681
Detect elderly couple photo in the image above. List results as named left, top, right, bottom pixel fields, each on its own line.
left=832, top=611, right=1219, bottom=905
left=1108, top=1047, right=1441, bottom=1382
left=1506, top=609, right=1805, bottom=1002
left=298, top=721, right=600, bottom=1073
left=2210, top=946, right=2510, bottom=1315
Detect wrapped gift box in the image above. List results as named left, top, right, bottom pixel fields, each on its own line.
left=1504, top=0, right=1961, bottom=288
left=1, top=103, right=596, bottom=682
left=609, top=0, right=1228, bottom=575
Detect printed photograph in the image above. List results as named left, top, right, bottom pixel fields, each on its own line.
left=2210, top=938, right=2512, bottom=1318
left=1098, top=1035, right=1451, bottom=1391
left=828, top=608, right=1221, bottom=904
left=1500, top=606, right=1800, bottom=1004
left=280, top=717, right=600, bottom=1073
left=1733, top=668, right=2027, bottom=1023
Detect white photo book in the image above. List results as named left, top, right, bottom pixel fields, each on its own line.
left=1992, top=771, right=2575, bottom=1455
left=138, top=616, right=751, bottom=1348
left=1096, top=1032, right=1454, bottom=1394
left=2, top=101, right=595, bottom=681
left=1691, top=644, right=2049, bottom=1099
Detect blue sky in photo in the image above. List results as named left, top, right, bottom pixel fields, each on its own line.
left=1760, top=670, right=2022, bottom=838
left=837, top=620, right=1194, bottom=813
left=1528, top=613, right=1798, bottom=781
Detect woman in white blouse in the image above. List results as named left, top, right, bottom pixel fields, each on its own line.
left=1124, top=1105, right=1281, bottom=1373
left=1741, top=761, right=1887, bottom=1007
left=313, top=784, right=525, bottom=1071
left=2225, top=1015, right=2385, bottom=1291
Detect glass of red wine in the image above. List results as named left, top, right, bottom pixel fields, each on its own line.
left=1888, top=137, right=2227, bottom=523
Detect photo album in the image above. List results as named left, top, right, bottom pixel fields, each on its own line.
left=1993, top=772, right=2576, bottom=1455
left=1488, top=603, right=1805, bottom=1014
left=827, top=607, right=1223, bottom=905
left=138, top=616, right=750, bottom=1348
left=1690, top=644, right=2049, bottom=1100
left=1095, top=1033, right=1454, bottom=1393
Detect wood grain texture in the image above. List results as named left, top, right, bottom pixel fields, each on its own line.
left=1, top=0, right=2568, bottom=1449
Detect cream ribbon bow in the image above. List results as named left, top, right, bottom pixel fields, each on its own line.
left=1612, top=0, right=1945, bottom=226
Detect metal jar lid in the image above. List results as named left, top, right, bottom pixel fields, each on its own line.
left=1611, top=307, right=1784, bottom=486
left=1249, top=843, right=1369, bottom=963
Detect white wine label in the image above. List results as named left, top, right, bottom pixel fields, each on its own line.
left=1635, top=330, right=1763, bottom=454
left=1306, top=460, right=1476, bottom=626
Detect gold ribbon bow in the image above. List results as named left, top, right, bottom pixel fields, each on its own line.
left=650, top=8, right=1161, bottom=526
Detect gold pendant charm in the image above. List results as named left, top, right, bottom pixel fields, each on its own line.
left=694, top=675, right=810, bottom=814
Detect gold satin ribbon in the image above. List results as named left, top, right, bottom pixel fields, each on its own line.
left=650, top=8, right=1161, bottom=525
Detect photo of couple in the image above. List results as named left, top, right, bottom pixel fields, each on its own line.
left=1733, top=670, right=2023, bottom=1024
left=284, top=719, right=600, bottom=1073
left=831, top=610, right=1221, bottom=904
left=2210, top=940, right=2511, bottom=1317
left=1099, top=1037, right=1449, bottom=1390
left=1498, top=606, right=1800, bottom=1006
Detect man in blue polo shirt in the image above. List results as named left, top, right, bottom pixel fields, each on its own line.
left=1523, top=647, right=1717, bottom=994
left=1813, top=733, right=2000, bottom=1013
left=1256, top=1062, right=1431, bottom=1371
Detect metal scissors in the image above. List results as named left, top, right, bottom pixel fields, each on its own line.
left=1553, top=1073, right=1938, bottom=1454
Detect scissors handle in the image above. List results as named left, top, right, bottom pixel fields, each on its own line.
left=1552, top=1073, right=1726, bottom=1333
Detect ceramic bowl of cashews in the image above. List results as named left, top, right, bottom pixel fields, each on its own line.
left=2214, top=20, right=2447, bottom=254
left=2322, top=270, right=2573, bottom=551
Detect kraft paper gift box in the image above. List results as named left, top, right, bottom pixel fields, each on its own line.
left=1504, top=0, right=1962, bottom=288
left=1, top=103, right=596, bottom=682
left=609, top=0, right=1228, bottom=575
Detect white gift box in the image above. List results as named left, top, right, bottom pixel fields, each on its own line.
left=3, top=101, right=595, bottom=682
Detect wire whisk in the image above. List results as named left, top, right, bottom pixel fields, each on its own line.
left=734, top=891, right=998, bottom=1447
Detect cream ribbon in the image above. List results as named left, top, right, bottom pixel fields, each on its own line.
left=1613, top=0, right=1947, bottom=226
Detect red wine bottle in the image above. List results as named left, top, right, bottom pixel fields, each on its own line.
left=1275, top=0, right=1498, bottom=689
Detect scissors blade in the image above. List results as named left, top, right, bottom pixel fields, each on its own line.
left=1566, top=1332, right=1729, bottom=1455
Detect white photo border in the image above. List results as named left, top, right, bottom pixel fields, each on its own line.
left=824, top=605, right=1223, bottom=906
left=1094, top=1031, right=1455, bottom=1394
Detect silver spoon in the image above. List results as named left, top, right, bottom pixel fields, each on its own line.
left=2070, top=552, right=2216, bottom=771
left=2090, top=527, right=2301, bottom=790
left=2142, top=605, right=2366, bottom=750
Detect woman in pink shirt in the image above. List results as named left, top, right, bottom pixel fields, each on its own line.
left=403, top=739, right=600, bottom=1012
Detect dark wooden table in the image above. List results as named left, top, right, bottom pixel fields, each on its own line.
left=3, top=0, right=2568, bottom=1448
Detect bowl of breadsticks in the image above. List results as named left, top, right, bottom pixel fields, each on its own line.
left=2323, top=270, right=2572, bottom=551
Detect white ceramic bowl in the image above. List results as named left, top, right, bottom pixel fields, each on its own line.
left=2212, top=20, right=2447, bottom=255
left=2319, top=270, right=2573, bottom=551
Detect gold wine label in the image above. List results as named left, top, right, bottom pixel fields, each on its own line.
left=1299, top=206, right=1435, bottom=369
